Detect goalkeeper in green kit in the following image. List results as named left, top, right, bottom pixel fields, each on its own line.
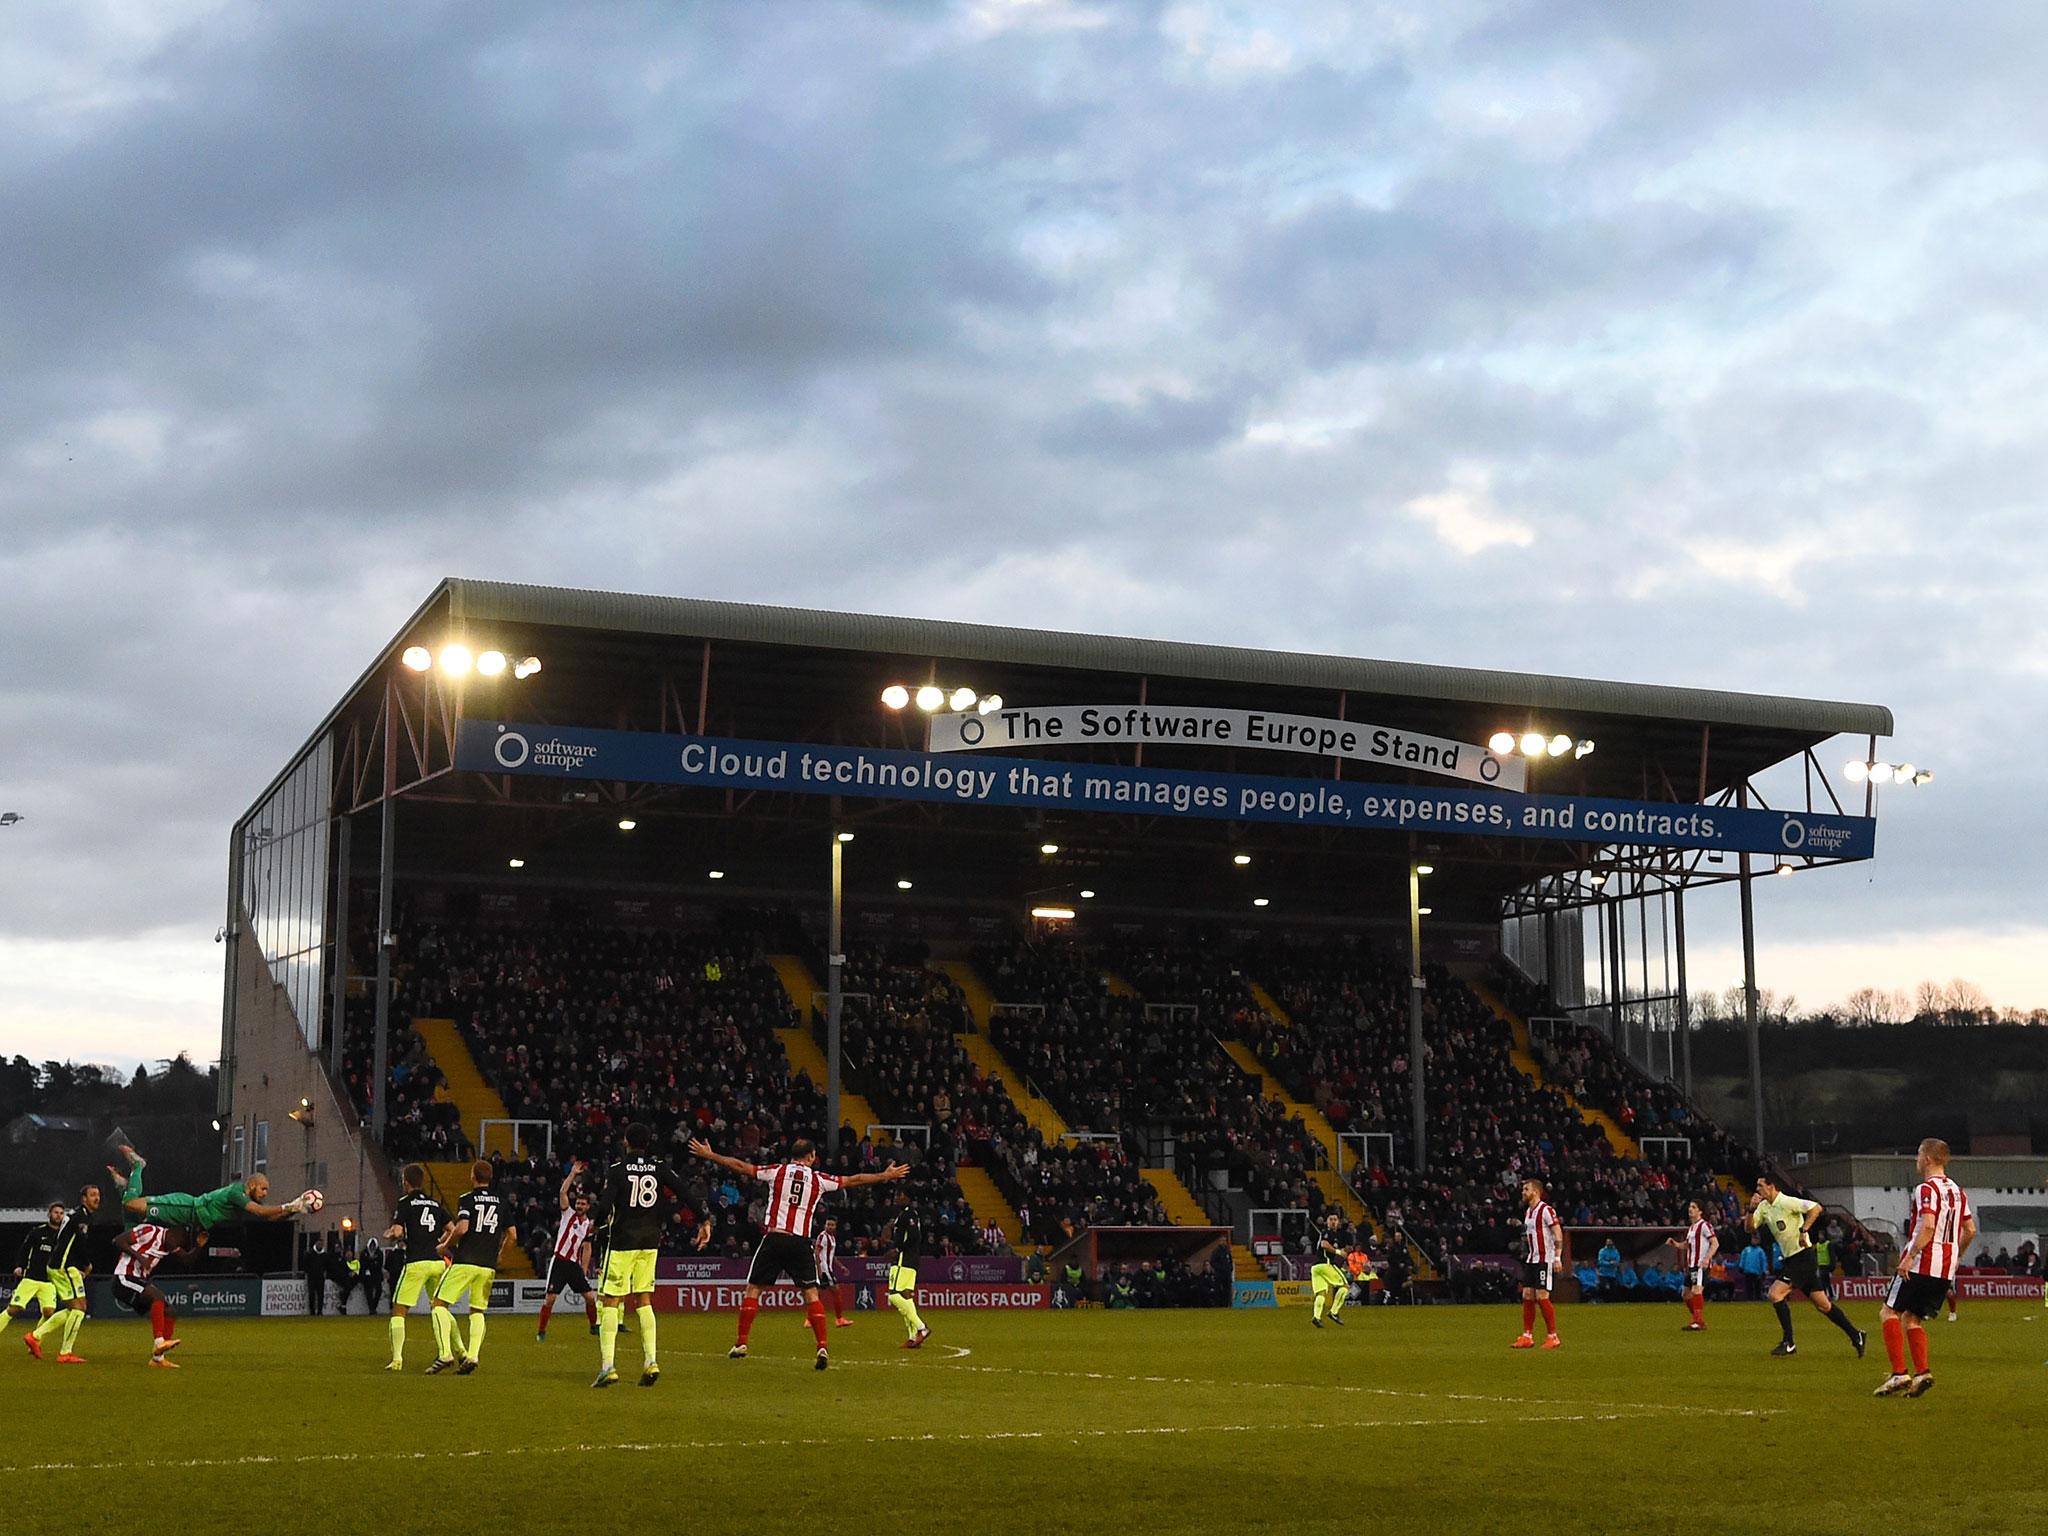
left=110, top=1144, right=316, bottom=1230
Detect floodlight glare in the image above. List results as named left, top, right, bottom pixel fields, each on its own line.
left=1253, top=897, right=1270, bottom=908
left=1868, top=763, right=1895, bottom=784
left=1031, top=906, right=1076, bottom=920
left=708, top=869, right=725, bottom=880
left=897, top=879, right=913, bottom=890
left=507, top=858, right=525, bottom=869
left=1415, top=863, right=1434, bottom=876
left=1519, top=731, right=1547, bottom=757
left=476, top=650, right=507, bottom=677
left=1417, top=907, right=1432, bottom=916
left=1896, top=763, right=1916, bottom=781
left=439, top=643, right=473, bottom=677
left=1843, top=760, right=1868, bottom=782
left=1574, top=739, right=1597, bottom=760
left=513, top=656, right=543, bottom=679
left=1548, top=733, right=1573, bottom=757
left=914, top=685, right=945, bottom=712
left=978, top=694, right=1003, bottom=714
left=1233, top=853, right=1252, bottom=866
left=948, top=686, right=977, bottom=711
left=1079, top=889, right=1096, bottom=899
left=881, top=685, right=911, bottom=710
left=836, top=832, right=855, bottom=843
left=617, top=819, right=637, bottom=831
left=400, top=646, right=432, bottom=672
left=1040, top=842, right=1059, bottom=855
left=1488, top=731, right=1516, bottom=754
left=1778, top=863, right=1795, bottom=877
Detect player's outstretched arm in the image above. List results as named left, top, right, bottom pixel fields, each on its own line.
left=840, top=1162, right=911, bottom=1189
left=687, top=1140, right=756, bottom=1178
left=560, top=1160, right=585, bottom=1210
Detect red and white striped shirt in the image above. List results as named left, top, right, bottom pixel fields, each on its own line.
left=1685, top=1217, right=1716, bottom=1269
left=755, top=1162, right=844, bottom=1239
left=116, top=1223, right=171, bottom=1284
left=1907, top=1175, right=1972, bottom=1282
left=554, top=1209, right=592, bottom=1264
left=1523, top=1201, right=1560, bottom=1266
left=814, top=1227, right=837, bottom=1277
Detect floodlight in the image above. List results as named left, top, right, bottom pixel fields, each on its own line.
left=1520, top=731, right=1547, bottom=757
left=438, top=644, right=473, bottom=677
left=476, top=650, right=507, bottom=677
left=1233, top=853, right=1252, bottom=866
left=1030, top=907, right=1076, bottom=920
left=1843, top=760, right=1868, bottom=782
left=513, top=656, right=543, bottom=680
left=1574, top=739, right=1597, bottom=760
left=617, top=819, right=637, bottom=831
left=1548, top=734, right=1572, bottom=757
left=1416, top=863, right=1434, bottom=876
left=1040, top=842, right=1059, bottom=855
left=914, top=685, right=945, bottom=712
left=881, top=685, right=911, bottom=710
left=1079, top=889, right=1096, bottom=899
left=897, top=879, right=913, bottom=890
left=1253, top=897, right=1270, bottom=908
left=1868, top=763, right=1895, bottom=784
left=400, top=646, right=432, bottom=672
left=1913, top=770, right=1934, bottom=785
left=979, top=694, right=1004, bottom=714
left=508, top=858, right=525, bottom=869
left=1488, top=732, right=1516, bottom=754
left=1895, top=763, right=1915, bottom=781
left=1417, top=907, right=1432, bottom=916
left=708, top=870, right=725, bottom=880
left=836, top=832, right=855, bottom=843
left=949, top=686, right=977, bottom=711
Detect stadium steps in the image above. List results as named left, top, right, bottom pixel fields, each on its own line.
left=955, top=1032, right=1069, bottom=1144
left=1467, top=982, right=1641, bottom=1158
left=765, top=953, right=826, bottom=1022
left=771, top=1022, right=880, bottom=1143
left=1137, top=1167, right=1261, bottom=1278
left=408, top=1020, right=535, bottom=1277
left=931, top=959, right=995, bottom=1030
left=954, top=1164, right=1025, bottom=1251
left=1246, top=980, right=1292, bottom=1025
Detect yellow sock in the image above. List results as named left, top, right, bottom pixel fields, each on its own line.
left=635, top=1304, right=658, bottom=1368
left=599, top=1303, right=621, bottom=1370
left=431, top=1306, right=455, bottom=1360
left=388, top=1314, right=406, bottom=1366
left=887, top=1291, right=915, bottom=1337
left=32, top=1309, right=66, bottom=1344
left=1329, top=1286, right=1347, bottom=1317
left=466, top=1312, right=487, bottom=1361
left=0, top=1310, right=16, bottom=1337
left=61, top=1309, right=85, bottom=1352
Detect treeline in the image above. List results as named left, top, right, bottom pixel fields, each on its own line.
left=0, top=1053, right=219, bottom=1206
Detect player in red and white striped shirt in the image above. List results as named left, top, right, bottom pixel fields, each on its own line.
left=1663, top=1199, right=1720, bottom=1332
left=112, top=1222, right=189, bottom=1367
left=537, top=1161, right=599, bottom=1342
left=1512, top=1178, right=1564, bottom=1350
left=1875, top=1138, right=1976, bottom=1398
left=691, top=1137, right=906, bottom=1370
left=811, top=1218, right=851, bottom=1328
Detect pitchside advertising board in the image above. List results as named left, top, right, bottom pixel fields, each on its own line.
left=653, top=1256, right=1045, bottom=1310
left=457, top=722, right=1877, bottom=859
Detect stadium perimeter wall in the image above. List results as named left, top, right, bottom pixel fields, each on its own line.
left=226, top=917, right=391, bottom=1239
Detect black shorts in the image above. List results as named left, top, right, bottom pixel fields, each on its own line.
left=1685, top=1267, right=1706, bottom=1292
left=112, top=1277, right=151, bottom=1317
left=1521, top=1261, right=1553, bottom=1293
left=1886, top=1272, right=1950, bottom=1321
left=747, top=1232, right=820, bottom=1289
left=1775, top=1248, right=1821, bottom=1292
left=544, top=1255, right=591, bottom=1296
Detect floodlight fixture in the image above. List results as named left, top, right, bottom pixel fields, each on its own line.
left=1233, top=853, right=1252, bottom=866
left=881, top=685, right=911, bottom=710
left=914, top=685, right=946, bottom=712
left=708, top=870, right=725, bottom=880
left=513, top=656, right=543, bottom=680
left=1519, top=731, right=1548, bottom=757
left=948, top=686, right=977, bottom=711
left=617, top=819, right=637, bottom=831
left=1488, top=732, right=1516, bottom=754
left=508, top=858, right=526, bottom=869
left=1844, top=760, right=1868, bottom=782
left=1415, top=863, right=1434, bottom=876
left=1040, top=842, right=1059, bottom=855
left=1079, top=889, right=1096, bottom=899
left=897, top=879, right=913, bottom=890
left=438, top=643, right=473, bottom=677
left=1547, top=733, right=1573, bottom=757
left=400, top=646, right=432, bottom=672
left=476, top=650, right=507, bottom=677
left=1031, top=906, right=1076, bottom=920
left=836, top=831, right=855, bottom=844
left=1253, top=897, right=1270, bottom=908
left=978, top=694, right=1004, bottom=714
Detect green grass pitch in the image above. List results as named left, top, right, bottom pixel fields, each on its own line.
left=6, top=1302, right=2047, bottom=1534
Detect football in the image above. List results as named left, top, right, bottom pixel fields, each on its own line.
left=300, top=1188, right=325, bottom=1213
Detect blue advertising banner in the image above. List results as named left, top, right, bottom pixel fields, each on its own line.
left=456, top=722, right=1875, bottom=859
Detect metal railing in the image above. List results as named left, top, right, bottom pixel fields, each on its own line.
left=1638, top=1135, right=1693, bottom=1163
left=862, top=1123, right=931, bottom=1148
left=1335, top=1131, right=1396, bottom=1180
left=1143, top=1003, right=1199, bottom=1026
left=478, top=1117, right=553, bottom=1162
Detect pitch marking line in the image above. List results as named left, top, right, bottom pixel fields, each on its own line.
left=0, top=1407, right=1691, bottom=1477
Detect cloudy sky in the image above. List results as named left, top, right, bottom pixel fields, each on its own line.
left=3, top=0, right=2045, bottom=1070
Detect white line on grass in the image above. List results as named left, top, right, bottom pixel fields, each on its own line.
left=0, top=1406, right=1687, bottom=1477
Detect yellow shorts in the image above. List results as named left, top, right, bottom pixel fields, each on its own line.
left=394, top=1259, right=447, bottom=1310
left=48, top=1269, right=85, bottom=1304
left=601, top=1249, right=658, bottom=1298
left=1311, top=1263, right=1347, bottom=1290
left=434, top=1263, right=495, bottom=1310
left=8, top=1278, right=57, bottom=1314
left=887, top=1264, right=918, bottom=1295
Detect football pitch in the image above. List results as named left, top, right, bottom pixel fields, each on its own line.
left=6, top=1302, right=2046, bottom=1535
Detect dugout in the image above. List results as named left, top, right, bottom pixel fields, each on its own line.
left=218, top=579, right=1892, bottom=1237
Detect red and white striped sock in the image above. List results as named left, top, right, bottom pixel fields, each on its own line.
left=1537, top=1298, right=1557, bottom=1335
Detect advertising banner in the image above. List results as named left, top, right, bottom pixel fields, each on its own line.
left=1831, top=1275, right=2043, bottom=1303
left=262, top=1277, right=309, bottom=1317
left=929, top=705, right=1524, bottom=791
left=457, top=723, right=1876, bottom=860
left=85, top=1275, right=262, bottom=1317
left=656, top=1255, right=1023, bottom=1285
left=658, top=1280, right=1047, bottom=1312
left=1232, top=1279, right=1276, bottom=1308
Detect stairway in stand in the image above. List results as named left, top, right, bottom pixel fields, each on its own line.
left=954, top=1165, right=1025, bottom=1252
left=410, top=1017, right=534, bottom=1277
left=1466, top=979, right=1641, bottom=1157
left=762, top=954, right=878, bottom=1140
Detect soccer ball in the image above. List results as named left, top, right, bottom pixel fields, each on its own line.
left=301, top=1188, right=326, bottom=1214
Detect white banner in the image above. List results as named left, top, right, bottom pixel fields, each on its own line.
left=261, top=1277, right=308, bottom=1317
left=929, top=705, right=1524, bottom=790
